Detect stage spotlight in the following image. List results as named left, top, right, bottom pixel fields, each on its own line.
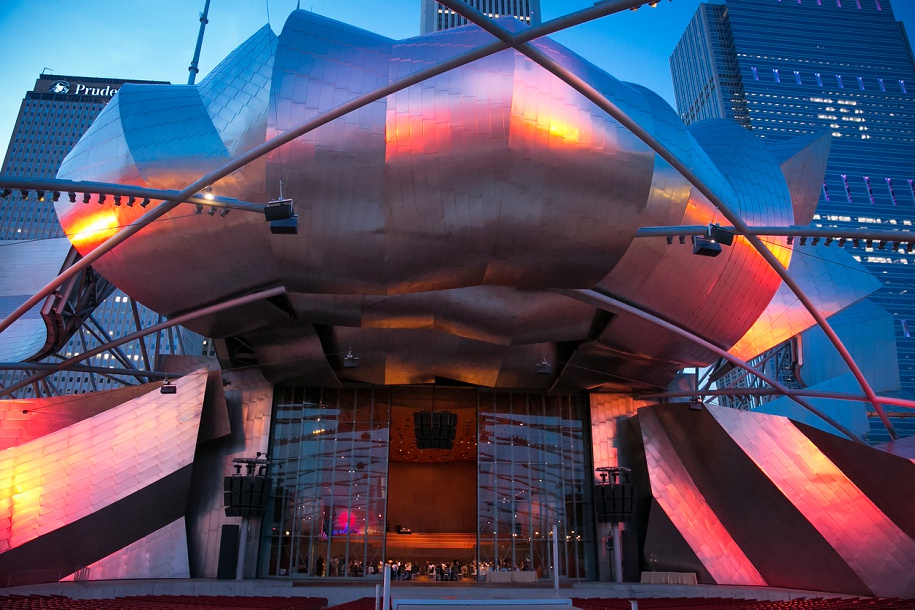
left=799, top=237, right=807, bottom=246
left=97, top=194, right=106, bottom=205
left=140, top=198, right=151, bottom=207
left=811, top=237, right=820, bottom=245
left=19, top=189, right=29, bottom=198
left=36, top=190, right=45, bottom=200
left=208, top=206, right=217, bottom=216
left=0, top=188, right=10, bottom=198
left=67, top=192, right=76, bottom=203
left=126, top=196, right=136, bottom=207
left=219, top=208, right=230, bottom=217
left=52, top=191, right=60, bottom=202
left=787, top=236, right=794, bottom=245
left=83, top=193, right=91, bottom=203
left=666, top=236, right=673, bottom=245
left=825, top=237, right=834, bottom=246
left=113, top=195, right=122, bottom=206
left=195, top=203, right=203, bottom=214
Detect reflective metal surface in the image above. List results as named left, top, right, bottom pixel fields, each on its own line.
left=54, top=10, right=816, bottom=390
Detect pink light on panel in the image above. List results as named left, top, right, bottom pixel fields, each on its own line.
left=640, top=408, right=767, bottom=586
left=0, top=370, right=208, bottom=553
left=709, top=405, right=915, bottom=598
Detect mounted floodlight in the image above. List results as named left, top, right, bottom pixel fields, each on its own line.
left=113, top=195, right=122, bottom=207
left=203, top=186, right=214, bottom=200
left=67, top=192, right=76, bottom=203
left=52, top=191, right=60, bottom=202
left=219, top=208, right=230, bottom=217
left=811, top=237, right=820, bottom=246
left=97, top=194, right=106, bottom=205
left=692, top=236, right=722, bottom=257
left=0, top=188, right=10, bottom=198
left=707, top=224, right=734, bottom=245
left=266, top=198, right=298, bottom=234
left=800, top=236, right=807, bottom=246
left=208, top=206, right=217, bottom=216
left=36, top=190, right=45, bottom=200
left=787, top=236, right=794, bottom=245
left=536, top=357, right=552, bottom=375
left=195, top=203, right=203, bottom=214
left=343, top=347, right=360, bottom=368
left=160, top=378, right=177, bottom=394
left=82, top=193, right=91, bottom=203
left=126, top=196, right=136, bottom=207
left=264, top=198, right=294, bottom=222
left=140, top=198, right=151, bottom=207
left=19, top=189, right=29, bottom=198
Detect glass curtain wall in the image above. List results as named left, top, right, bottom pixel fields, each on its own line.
left=261, top=387, right=391, bottom=577
left=477, top=392, right=594, bottom=579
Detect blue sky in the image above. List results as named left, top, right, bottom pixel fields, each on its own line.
left=0, top=0, right=913, bottom=163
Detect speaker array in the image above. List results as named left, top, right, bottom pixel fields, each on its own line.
left=414, top=410, right=457, bottom=450
left=224, top=475, right=272, bottom=518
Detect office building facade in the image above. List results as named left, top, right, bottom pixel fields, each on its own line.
left=0, top=74, right=205, bottom=397
left=671, top=0, right=915, bottom=428
left=420, top=0, right=540, bottom=34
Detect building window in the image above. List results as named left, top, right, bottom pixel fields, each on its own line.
left=842, top=174, right=853, bottom=203
left=864, top=176, right=876, bottom=204
left=887, top=178, right=898, bottom=205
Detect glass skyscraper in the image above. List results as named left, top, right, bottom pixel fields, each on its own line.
left=420, top=0, right=540, bottom=34
left=0, top=74, right=205, bottom=397
left=671, top=0, right=915, bottom=435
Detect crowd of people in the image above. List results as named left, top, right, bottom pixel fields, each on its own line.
left=306, top=556, right=535, bottom=579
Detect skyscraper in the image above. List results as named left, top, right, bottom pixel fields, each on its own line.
left=0, top=74, right=205, bottom=397
left=420, top=0, right=540, bottom=34
left=670, top=0, right=915, bottom=422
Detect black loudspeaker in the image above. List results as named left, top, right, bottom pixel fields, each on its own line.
left=595, top=483, right=635, bottom=523
left=224, top=475, right=272, bottom=517
left=413, top=410, right=457, bottom=449
left=216, top=524, right=240, bottom=580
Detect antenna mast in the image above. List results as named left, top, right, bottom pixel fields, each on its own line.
left=187, top=0, right=212, bottom=85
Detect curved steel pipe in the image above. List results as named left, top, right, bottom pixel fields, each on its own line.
left=0, top=286, right=285, bottom=399
left=562, top=288, right=866, bottom=444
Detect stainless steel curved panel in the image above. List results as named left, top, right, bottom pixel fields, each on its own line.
left=52, top=9, right=819, bottom=390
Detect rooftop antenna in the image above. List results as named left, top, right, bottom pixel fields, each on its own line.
left=187, top=0, right=211, bottom=85
left=41, top=67, right=53, bottom=75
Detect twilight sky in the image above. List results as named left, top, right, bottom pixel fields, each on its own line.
left=0, top=0, right=913, bottom=163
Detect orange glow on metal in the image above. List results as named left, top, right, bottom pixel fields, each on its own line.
left=0, top=370, right=207, bottom=553
left=711, top=405, right=915, bottom=597
left=639, top=407, right=767, bottom=586
left=66, top=211, right=121, bottom=250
